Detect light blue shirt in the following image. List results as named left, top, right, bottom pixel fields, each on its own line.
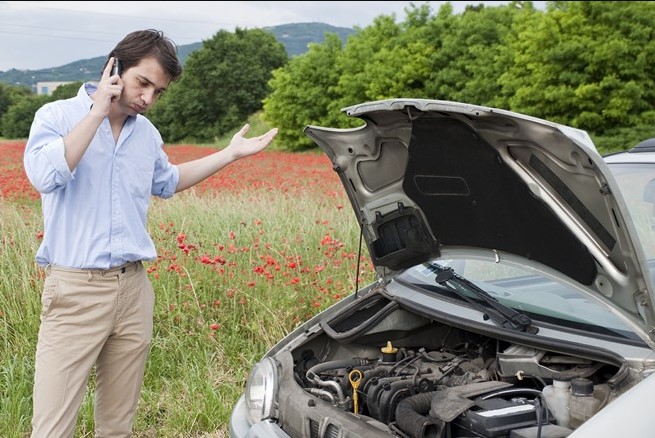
left=24, top=83, right=179, bottom=269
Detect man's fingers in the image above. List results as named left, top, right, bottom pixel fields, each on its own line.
left=102, top=57, right=115, bottom=79
left=239, top=124, right=250, bottom=136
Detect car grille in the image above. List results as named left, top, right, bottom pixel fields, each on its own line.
left=309, top=419, right=340, bottom=438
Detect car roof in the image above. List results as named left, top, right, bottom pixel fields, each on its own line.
left=605, top=138, right=655, bottom=164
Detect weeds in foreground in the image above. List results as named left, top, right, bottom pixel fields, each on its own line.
left=0, top=173, right=373, bottom=436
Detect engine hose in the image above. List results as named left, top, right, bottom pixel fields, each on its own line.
left=313, top=378, right=345, bottom=403
left=395, top=392, right=445, bottom=438
left=319, top=299, right=400, bottom=342
left=306, top=358, right=369, bottom=403
left=478, top=387, right=543, bottom=400
left=306, top=358, right=368, bottom=379
left=307, top=388, right=336, bottom=404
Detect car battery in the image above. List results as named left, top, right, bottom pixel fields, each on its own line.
left=452, top=397, right=544, bottom=437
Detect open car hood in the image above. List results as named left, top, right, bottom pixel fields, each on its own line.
left=304, top=99, right=655, bottom=342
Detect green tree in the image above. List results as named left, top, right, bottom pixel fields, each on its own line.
left=149, top=28, right=288, bottom=143
left=262, top=1, right=655, bottom=152
left=353, top=5, right=435, bottom=102
left=264, top=2, right=462, bottom=148
left=0, top=94, right=50, bottom=139
left=498, top=0, right=655, bottom=142
left=0, top=83, right=32, bottom=137
left=0, top=82, right=80, bottom=139
left=263, top=33, right=345, bottom=151
left=51, top=81, right=83, bottom=100
left=425, top=2, right=534, bottom=106
left=328, top=14, right=404, bottom=119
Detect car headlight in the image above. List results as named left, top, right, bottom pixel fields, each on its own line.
left=245, top=357, right=279, bottom=424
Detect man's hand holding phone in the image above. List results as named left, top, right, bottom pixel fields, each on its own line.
left=111, top=58, right=122, bottom=76
left=90, top=57, right=123, bottom=115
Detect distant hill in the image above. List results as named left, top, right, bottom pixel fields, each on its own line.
left=265, top=22, right=353, bottom=57
left=0, top=22, right=356, bottom=88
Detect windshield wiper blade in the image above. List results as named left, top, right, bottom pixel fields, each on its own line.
left=432, top=264, right=536, bottom=333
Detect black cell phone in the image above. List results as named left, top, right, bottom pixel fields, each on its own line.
left=112, top=58, right=122, bottom=76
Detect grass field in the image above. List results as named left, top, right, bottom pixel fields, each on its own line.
left=0, top=139, right=375, bottom=437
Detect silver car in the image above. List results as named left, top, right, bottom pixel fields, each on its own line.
left=229, top=99, right=655, bottom=438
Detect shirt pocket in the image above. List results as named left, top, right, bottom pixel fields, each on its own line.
left=124, top=156, right=155, bottom=201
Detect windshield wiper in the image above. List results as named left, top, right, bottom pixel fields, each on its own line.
left=431, top=264, right=536, bottom=333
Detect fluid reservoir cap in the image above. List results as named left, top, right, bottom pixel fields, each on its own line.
left=381, top=341, right=398, bottom=354
left=571, top=377, right=594, bottom=396
left=381, top=341, right=398, bottom=362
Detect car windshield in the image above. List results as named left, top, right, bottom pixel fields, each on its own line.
left=607, top=162, right=655, bottom=275
left=397, top=258, right=640, bottom=340
left=395, top=160, right=655, bottom=343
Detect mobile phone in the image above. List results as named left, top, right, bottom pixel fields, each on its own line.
left=112, top=58, right=122, bottom=76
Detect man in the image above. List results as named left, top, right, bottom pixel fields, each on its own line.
left=23, top=29, right=277, bottom=437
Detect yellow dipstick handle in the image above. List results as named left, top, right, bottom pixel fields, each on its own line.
left=349, top=369, right=363, bottom=414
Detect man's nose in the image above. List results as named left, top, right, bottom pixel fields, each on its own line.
left=142, top=89, right=156, bottom=106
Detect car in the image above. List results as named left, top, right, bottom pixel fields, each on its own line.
left=229, top=99, right=655, bottom=438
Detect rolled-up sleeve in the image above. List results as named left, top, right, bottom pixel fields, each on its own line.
left=23, top=106, right=74, bottom=194
left=151, top=144, right=179, bottom=199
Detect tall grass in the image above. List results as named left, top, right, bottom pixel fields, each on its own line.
left=0, top=186, right=374, bottom=437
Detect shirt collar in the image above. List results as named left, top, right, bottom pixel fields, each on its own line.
left=81, top=82, right=137, bottom=122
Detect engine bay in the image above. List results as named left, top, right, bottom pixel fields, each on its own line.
left=286, top=292, right=624, bottom=438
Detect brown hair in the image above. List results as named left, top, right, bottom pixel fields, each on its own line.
left=104, top=29, right=183, bottom=82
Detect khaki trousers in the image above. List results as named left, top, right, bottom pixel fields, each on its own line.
left=31, top=261, right=154, bottom=438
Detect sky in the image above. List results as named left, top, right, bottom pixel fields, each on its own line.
left=0, top=1, right=531, bottom=72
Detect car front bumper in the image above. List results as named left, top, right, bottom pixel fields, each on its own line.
left=229, top=395, right=290, bottom=438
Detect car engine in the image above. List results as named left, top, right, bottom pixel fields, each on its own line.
left=287, top=293, right=623, bottom=438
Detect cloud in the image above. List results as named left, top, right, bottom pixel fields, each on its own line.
left=0, top=1, right=531, bottom=71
